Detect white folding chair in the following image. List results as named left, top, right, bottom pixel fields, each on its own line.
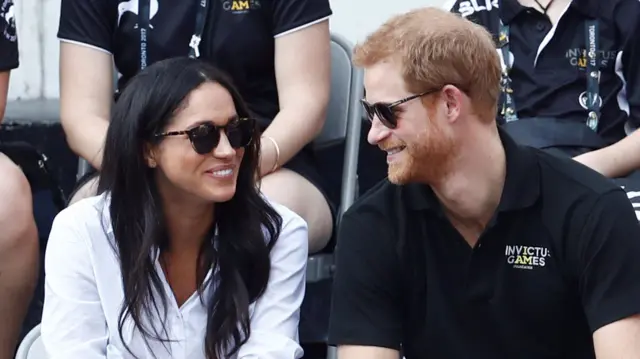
left=306, top=33, right=364, bottom=283
left=14, top=324, right=46, bottom=359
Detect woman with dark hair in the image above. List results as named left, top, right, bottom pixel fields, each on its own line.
left=41, top=57, right=308, bottom=359
left=58, top=0, right=334, bottom=254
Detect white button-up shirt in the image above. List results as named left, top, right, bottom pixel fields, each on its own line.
left=41, top=194, right=308, bottom=359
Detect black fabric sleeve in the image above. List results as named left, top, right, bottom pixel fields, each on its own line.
left=327, top=208, right=403, bottom=350
left=568, top=189, right=640, bottom=332
left=57, top=0, right=115, bottom=53
left=0, top=0, right=18, bottom=71
left=614, top=0, right=640, bottom=132
left=271, top=0, right=332, bottom=37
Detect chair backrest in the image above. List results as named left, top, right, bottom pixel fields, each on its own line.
left=313, top=33, right=359, bottom=148
left=15, top=324, right=46, bottom=359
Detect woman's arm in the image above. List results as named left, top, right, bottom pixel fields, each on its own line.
left=59, top=42, right=113, bottom=169
left=57, top=0, right=116, bottom=169
left=259, top=20, right=331, bottom=177
left=0, top=71, right=9, bottom=122
left=237, top=204, right=309, bottom=358
left=41, top=206, right=109, bottom=359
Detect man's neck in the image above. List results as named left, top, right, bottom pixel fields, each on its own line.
left=430, top=126, right=506, bottom=239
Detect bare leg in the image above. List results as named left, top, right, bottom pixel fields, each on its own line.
left=260, top=168, right=333, bottom=253
left=0, top=154, right=38, bottom=359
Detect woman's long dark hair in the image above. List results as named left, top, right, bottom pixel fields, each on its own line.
left=97, top=57, right=282, bottom=358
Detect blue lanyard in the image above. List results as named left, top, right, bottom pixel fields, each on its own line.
left=498, top=19, right=601, bottom=131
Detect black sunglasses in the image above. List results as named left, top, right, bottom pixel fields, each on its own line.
left=154, top=117, right=255, bottom=155
left=361, top=89, right=440, bottom=129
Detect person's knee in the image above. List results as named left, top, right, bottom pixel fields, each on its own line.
left=260, top=168, right=333, bottom=252
left=69, top=175, right=100, bottom=205
left=0, top=154, right=39, bottom=269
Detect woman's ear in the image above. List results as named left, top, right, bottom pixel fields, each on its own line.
left=145, top=144, right=158, bottom=168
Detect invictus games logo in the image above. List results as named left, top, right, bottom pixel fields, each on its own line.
left=565, top=48, right=618, bottom=69
left=454, top=0, right=499, bottom=18
left=0, top=0, right=16, bottom=42
left=505, top=245, right=551, bottom=270
left=222, top=0, right=260, bottom=14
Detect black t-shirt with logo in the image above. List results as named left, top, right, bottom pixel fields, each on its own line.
left=0, top=0, right=18, bottom=72
left=448, top=0, right=640, bottom=145
left=57, top=0, right=332, bottom=125
left=327, top=129, right=640, bottom=358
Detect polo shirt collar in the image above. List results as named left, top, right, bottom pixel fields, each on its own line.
left=500, top=0, right=599, bottom=24
left=405, top=127, right=540, bottom=213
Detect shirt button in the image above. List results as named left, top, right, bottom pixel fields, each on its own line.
left=536, top=22, right=546, bottom=31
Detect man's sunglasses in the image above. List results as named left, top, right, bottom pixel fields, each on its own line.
left=361, top=89, right=440, bottom=129
left=154, top=117, right=255, bottom=155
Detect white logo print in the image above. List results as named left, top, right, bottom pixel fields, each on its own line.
left=454, top=0, right=499, bottom=18
left=505, top=245, right=551, bottom=270
left=117, top=0, right=159, bottom=28
left=0, top=0, right=16, bottom=42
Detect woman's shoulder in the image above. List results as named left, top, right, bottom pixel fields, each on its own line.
left=52, top=193, right=114, bottom=247
left=262, top=196, right=309, bottom=258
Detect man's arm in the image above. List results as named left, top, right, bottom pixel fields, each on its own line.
left=573, top=1, right=640, bottom=177
left=327, top=207, right=403, bottom=359
left=567, top=189, right=640, bottom=357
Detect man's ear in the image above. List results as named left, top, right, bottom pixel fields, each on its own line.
left=145, top=144, right=158, bottom=168
left=442, top=84, right=463, bottom=123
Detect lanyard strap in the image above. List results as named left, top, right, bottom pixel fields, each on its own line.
left=498, top=21, right=517, bottom=123
left=498, top=19, right=601, bottom=130
left=138, top=0, right=150, bottom=70
left=189, top=0, right=208, bottom=59
left=138, top=0, right=209, bottom=71
left=584, top=19, right=600, bottom=131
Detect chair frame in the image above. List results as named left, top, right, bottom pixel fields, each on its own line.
left=305, top=33, right=364, bottom=283
left=14, top=324, right=42, bottom=359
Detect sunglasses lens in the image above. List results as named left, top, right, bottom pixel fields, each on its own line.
left=375, top=105, right=397, bottom=129
left=190, top=124, right=220, bottom=155
left=226, top=118, right=254, bottom=148
left=361, top=101, right=375, bottom=122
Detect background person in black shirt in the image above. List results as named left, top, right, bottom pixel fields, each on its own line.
left=447, top=0, right=640, bottom=214
left=328, top=7, right=640, bottom=359
left=0, top=2, right=39, bottom=357
left=57, top=0, right=334, bottom=253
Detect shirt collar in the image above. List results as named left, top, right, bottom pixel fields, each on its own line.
left=405, top=127, right=540, bottom=213
left=500, top=0, right=599, bottom=24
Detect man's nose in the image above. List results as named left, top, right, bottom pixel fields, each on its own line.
left=367, top=118, right=391, bottom=145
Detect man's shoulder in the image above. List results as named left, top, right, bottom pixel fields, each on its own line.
left=343, top=179, right=401, bottom=221
left=535, top=150, right=621, bottom=199
left=531, top=150, right=629, bottom=231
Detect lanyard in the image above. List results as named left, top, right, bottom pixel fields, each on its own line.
left=498, top=19, right=601, bottom=131
left=138, top=0, right=209, bottom=71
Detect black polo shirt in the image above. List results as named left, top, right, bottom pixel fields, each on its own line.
left=327, top=129, right=640, bottom=358
left=449, top=0, right=640, bottom=145
left=0, top=0, right=18, bottom=72
left=57, top=0, right=332, bottom=124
